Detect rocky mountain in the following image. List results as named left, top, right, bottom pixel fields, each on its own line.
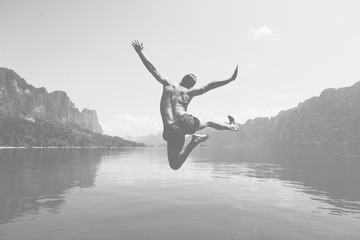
left=0, top=67, right=102, bottom=134
left=0, top=67, right=145, bottom=148
left=205, top=81, right=360, bottom=149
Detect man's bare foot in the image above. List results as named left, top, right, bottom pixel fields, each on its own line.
left=192, top=134, right=209, bottom=144
left=228, top=115, right=239, bottom=131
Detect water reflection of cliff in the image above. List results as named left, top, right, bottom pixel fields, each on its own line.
left=0, top=149, right=105, bottom=225
left=198, top=147, right=360, bottom=218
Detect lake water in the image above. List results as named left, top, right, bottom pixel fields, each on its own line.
left=0, top=147, right=359, bottom=240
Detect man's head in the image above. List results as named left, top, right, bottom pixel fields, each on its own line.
left=180, top=74, right=197, bottom=89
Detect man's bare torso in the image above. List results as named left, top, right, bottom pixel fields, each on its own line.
left=160, top=83, right=193, bottom=125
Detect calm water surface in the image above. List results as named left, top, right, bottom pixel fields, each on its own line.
left=0, top=147, right=359, bottom=240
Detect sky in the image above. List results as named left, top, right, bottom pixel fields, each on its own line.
left=1, top=0, right=360, bottom=137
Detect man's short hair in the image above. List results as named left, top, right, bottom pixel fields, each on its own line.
left=180, top=74, right=197, bottom=89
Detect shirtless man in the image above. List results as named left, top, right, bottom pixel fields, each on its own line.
left=132, top=40, right=239, bottom=170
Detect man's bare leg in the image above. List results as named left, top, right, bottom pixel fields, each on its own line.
left=166, top=116, right=236, bottom=170
left=198, top=115, right=239, bottom=131
left=167, top=134, right=209, bottom=170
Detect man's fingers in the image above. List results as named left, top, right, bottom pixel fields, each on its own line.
left=131, top=40, right=143, bottom=51
left=132, top=40, right=140, bottom=48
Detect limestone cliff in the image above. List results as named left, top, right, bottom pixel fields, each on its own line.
left=0, top=67, right=103, bottom=134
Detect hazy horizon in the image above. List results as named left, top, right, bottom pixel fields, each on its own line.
left=1, top=0, right=360, bottom=137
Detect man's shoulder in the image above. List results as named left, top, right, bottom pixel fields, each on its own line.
left=164, top=82, right=182, bottom=90
left=163, top=82, right=175, bottom=90
left=163, top=83, right=191, bottom=95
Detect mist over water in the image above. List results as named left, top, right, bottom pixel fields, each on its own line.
left=0, top=148, right=359, bottom=239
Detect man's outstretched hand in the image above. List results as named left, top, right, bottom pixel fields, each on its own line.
left=230, top=65, right=238, bottom=81
left=132, top=40, right=144, bottom=53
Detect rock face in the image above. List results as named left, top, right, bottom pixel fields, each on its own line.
left=80, top=109, right=103, bottom=134
left=0, top=67, right=103, bottom=134
left=204, top=81, right=360, bottom=148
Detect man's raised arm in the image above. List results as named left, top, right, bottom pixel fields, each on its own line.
left=189, top=65, right=238, bottom=96
left=132, top=40, right=170, bottom=86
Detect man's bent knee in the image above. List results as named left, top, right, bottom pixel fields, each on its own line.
left=168, top=158, right=182, bottom=170
left=169, top=162, right=181, bottom=170
left=167, top=151, right=182, bottom=170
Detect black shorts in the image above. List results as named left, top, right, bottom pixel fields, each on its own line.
left=162, top=113, right=200, bottom=142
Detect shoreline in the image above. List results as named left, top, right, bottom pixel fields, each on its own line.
left=0, top=146, right=158, bottom=149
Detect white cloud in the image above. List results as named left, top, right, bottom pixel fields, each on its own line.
left=102, top=113, right=162, bottom=137
left=250, top=25, right=277, bottom=40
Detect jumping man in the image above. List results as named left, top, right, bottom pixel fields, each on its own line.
left=132, top=40, right=239, bottom=170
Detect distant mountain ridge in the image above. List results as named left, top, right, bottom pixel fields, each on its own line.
left=205, top=80, right=360, bottom=148
left=135, top=81, right=360, bottom=148
left=127, top=132, right=166, bottom=147
left=0, top=67, right=102, bottom=134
